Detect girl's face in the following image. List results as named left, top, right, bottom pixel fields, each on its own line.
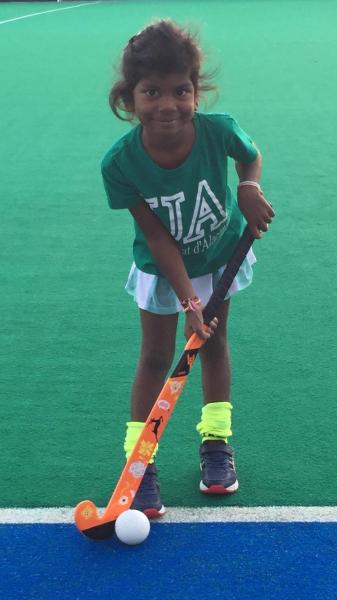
left=130, top=72, right=197, bottom=138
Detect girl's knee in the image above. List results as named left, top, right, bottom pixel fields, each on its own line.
left=139, top=310, right=177, bottom=374
left=140, top=349, right=174, bottom=374
left=201, top=330, right=228, bottom=360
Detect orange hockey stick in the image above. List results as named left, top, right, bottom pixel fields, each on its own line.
left=74, top=226, right=254, bottom=539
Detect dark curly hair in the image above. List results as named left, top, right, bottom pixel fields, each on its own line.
left=109, top=19, right=216, bottom=121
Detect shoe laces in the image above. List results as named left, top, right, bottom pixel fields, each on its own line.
left=204, top=449, right=235, bottom=470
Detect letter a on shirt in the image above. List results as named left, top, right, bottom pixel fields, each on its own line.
left=183, top=180, right=228, bottom=243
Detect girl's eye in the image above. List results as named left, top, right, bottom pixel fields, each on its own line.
left=176, top=88, right=189, bottom=97
left=145, top=89, right=158, bottom=97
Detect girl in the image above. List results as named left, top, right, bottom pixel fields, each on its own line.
left=102, top=20, right=274, bottom=518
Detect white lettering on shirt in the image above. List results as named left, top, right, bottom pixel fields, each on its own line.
left=145, top=197, right=159, bottom=210
left=161, top=192, right=185, bottom=241
left=144, top=180, right=228, bottom=252
left=183, top=180, right=227, bottom=243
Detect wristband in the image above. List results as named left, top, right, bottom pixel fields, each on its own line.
left=238, top=180, right=261, bottom=192
left=181, top=296, right=201, bottom=313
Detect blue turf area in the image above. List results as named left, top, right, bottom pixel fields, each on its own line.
left=1, top=523, right=336, bottom=599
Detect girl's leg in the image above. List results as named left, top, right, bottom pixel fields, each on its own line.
left=199, top=299, right=231, bottom=404
left=127, top=309, right=178, bottom=517
left=197, top=300, right=238, bottom=494
left=131, top=309, right=178, bottom=421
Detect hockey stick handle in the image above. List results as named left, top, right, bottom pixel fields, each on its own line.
left=202, top=226, right=254, bottom=324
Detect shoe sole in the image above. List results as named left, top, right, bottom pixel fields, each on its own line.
left=200, top=480, right=239, bottom=495
left=143, top=505, right=166, bottom=519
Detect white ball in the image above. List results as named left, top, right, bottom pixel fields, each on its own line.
left=115, top=510, right=150, bottom=545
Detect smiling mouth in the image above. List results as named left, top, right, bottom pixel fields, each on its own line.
left=153, top=115, right=178, bottom=122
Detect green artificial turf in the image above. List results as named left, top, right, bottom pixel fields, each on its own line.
left=1, top=1, right=336, bottom=509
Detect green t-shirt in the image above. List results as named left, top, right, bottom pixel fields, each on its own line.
left=101, top=112, right=258, bottom=277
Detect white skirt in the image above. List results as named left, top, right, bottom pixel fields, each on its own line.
left=125, top=248, right=256, bottom=315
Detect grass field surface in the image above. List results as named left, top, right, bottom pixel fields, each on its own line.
left=1, top=1, right=336, bottom=598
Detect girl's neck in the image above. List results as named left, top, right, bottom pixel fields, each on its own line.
left=141, top=120, right=195, bottom=169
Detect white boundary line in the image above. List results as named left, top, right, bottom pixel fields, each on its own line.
left=0, top=2, right=101, bottom=26
left=1, top=507, right=337, bottom=524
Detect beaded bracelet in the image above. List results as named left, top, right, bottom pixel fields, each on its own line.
left=181, top=296, right=202, bottom=313
left=238, top=180, right=262, bottom=192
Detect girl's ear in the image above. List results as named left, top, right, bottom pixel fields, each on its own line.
left=194, top=89, right=199, bottom=111
left=123, top=99, right=137, bottom=123
left=124, top=100, right=135, bottom=114
left=123, top=90, right=135, bottom=115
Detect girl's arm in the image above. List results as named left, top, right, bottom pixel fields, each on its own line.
left=235, top=151, right=275, bottom=238
left=129, top=201, right=217, bottom=340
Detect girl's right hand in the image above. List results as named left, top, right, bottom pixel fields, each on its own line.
left=184, top=309, right=218, bottom=341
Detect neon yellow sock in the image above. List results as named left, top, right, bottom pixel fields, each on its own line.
left=196, top=401, right=233, bottom=442
left=124, top=421, right=158, bottom=464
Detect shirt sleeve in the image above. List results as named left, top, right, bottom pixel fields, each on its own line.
left=101, top=157, right=142, bottom=210
left=223, top=115, right=259, bottom=164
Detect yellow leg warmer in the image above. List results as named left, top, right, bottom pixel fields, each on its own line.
left=124, top=421, right=158, bottom=464
left=196, top=401, right=233, bottom=442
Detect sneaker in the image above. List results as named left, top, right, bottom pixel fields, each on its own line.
left=200, top=440, right=239, bottom=494
left=131, top=463, right=166, bottom=518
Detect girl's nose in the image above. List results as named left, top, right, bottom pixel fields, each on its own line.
left=158, top=94, right=176, bottom=113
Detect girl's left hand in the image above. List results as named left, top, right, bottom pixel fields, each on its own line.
left=238, top=186, right=275, bottom=239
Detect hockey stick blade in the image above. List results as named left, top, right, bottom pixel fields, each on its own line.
left=75, top=501, right=116, bottom=540
left=74, top=226, right=254, bottom=539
